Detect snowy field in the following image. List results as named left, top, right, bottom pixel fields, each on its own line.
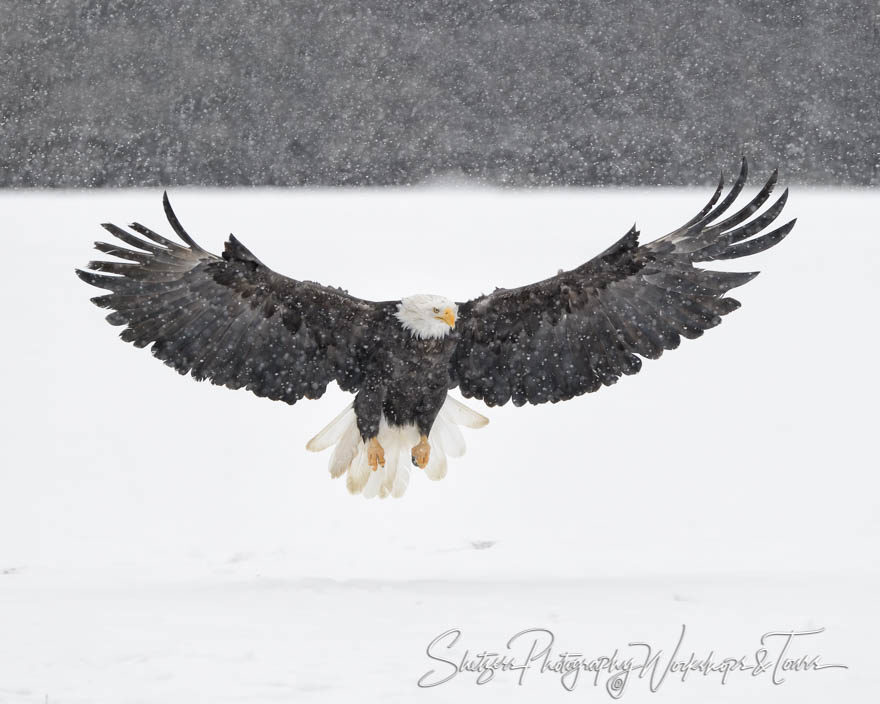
left=1, top=186, right=878, bottom=702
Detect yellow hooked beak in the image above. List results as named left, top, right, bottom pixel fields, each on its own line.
left=436, top=307, right=456, bottom=328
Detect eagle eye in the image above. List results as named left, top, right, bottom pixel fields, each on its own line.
left=432, top=307, right=440, bottom=313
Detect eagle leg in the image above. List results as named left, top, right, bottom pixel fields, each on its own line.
left=411, top=435, right=430, bottom=469
left=367, top=437, right=385, bottom=472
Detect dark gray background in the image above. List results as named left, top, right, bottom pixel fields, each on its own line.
left=2, top=0, right=878, bottom=187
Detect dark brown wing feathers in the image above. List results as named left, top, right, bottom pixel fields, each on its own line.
left=451, top=158, right=795, bottom=406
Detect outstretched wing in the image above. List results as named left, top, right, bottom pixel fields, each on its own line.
left=450, top=158, right=795, bottom=407
left=77, top=194, right=390, bottom=404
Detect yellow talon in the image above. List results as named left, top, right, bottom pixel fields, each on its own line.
left=411, top=435, right=430, bottom=469
left=367, top=437, right=385, bottom=471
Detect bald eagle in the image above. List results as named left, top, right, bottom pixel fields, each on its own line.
left=77, top=159, right=794, bottom=498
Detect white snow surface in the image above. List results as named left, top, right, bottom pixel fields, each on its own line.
left=1, top=187, right=877, bottom=702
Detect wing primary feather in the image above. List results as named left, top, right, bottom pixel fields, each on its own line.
left=693, top=192, right=790, bottom=260
left=100, top=223, right=170, bottom=256
left=162, top=192, right=206, bottom=252
left=677, top=169, right=725, bottom=231
left=705, top=219, right=796, bottom=261
left=685, top=188, right=788, bottom=258
left=92, top=241, right=154, bottom=264
left=129, top=221, right=188, bottom=250
left=691, top=156, right=749, bottom=230
left=85, top=260, right=182, bottom=281
left=704, top=168, right=778, bottom=235
left=76, top=268, right=126, bottom=291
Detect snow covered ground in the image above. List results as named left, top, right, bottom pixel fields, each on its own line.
left=1, top=186, right=877, bottom=702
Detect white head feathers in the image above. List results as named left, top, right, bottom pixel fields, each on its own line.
left=395, top=294, right=458, bottom=339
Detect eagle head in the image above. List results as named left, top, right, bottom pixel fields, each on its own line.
left=395, top=294, right=458, bottom=339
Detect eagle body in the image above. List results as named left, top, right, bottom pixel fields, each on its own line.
left=359, top=330, right=458, bottom=439
left=77, top=159, right=795, bottom=498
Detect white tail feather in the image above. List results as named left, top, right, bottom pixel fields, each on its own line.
left=391, top=457, right=409, bottom=498
left=328, top=422, right=359, bottom=478
left=345, top=443, right=370, bottom=494
left=441, top=395, right=489, bottom=428
left=306, top=403, right=355, bottom=451
left=431, top=417, right=466, bottom=458
left=423, top=448, right=448, bottom=481
left=306, top=394, right=488, bottom=498
left=379, top=448, right=399, bottom=499
left=362, top=464, right=383, bottom=499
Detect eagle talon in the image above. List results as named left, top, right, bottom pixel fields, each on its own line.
left=411, top=436, right=430, bottom=469
left=367, top=437, right=385, bottom=471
